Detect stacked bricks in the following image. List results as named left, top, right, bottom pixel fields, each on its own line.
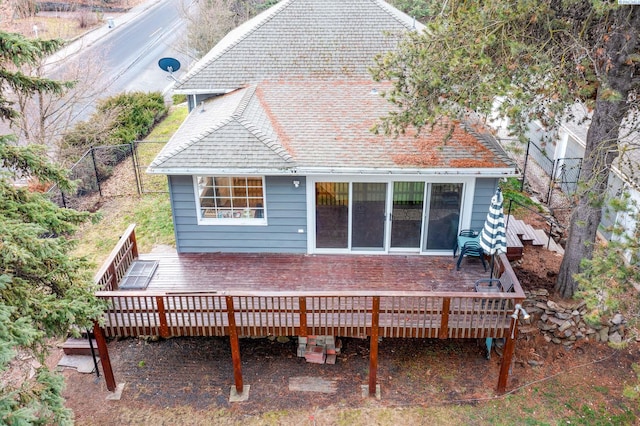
left=297, top=336, right=342, bottom=364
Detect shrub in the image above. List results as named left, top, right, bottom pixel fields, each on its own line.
left=58, top=92, right=168, bottom=193
left=97, top=92, right=168, bottom=144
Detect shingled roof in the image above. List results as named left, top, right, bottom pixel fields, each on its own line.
left=150, top=81, right=515, bottom=174
left=174, top=0, right=422, bottom=93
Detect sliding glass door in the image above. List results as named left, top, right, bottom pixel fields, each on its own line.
left=424, top=183, right=463, bottom=250
left=352, top=183, right=387, bottom=251
left=390, top=182, right=425, bottom=250
left=314, top=180, right=463, bottom=253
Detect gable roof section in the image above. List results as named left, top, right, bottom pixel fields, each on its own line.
left=150, top=87, right=293, bottom=171
left=150, top=80, right=515, bottom=174
left=174, top=0, right=423, bottom=93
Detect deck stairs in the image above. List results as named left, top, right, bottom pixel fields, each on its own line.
left=505, top=215, right=565, bottom=256
left=60, top=335, right=99, bottom=356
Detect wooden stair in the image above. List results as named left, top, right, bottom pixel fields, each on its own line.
left=506, top=215, right=564, bottom=256
left=60, top=337, right=99, bottom=356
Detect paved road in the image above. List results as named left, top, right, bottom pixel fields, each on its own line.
left=46, top=0, right=189, bottom=118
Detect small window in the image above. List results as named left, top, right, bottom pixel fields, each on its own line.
left=196, top=176, right=266, bottom=224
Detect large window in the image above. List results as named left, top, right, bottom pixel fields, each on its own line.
left=196, top=176, right=265, bottom=224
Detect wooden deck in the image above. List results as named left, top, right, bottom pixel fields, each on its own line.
left=139, top=251, right=491, bottom=293
left=92, top=224, right=525, bottom=396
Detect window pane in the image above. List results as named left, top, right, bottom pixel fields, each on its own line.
left=198, top=176, right=265, bottom=220
left=316, top=182, right=349, bottom=248
left=425, top=183, right=462, bottom=250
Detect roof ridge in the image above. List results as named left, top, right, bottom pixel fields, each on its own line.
left=372, top=0, right=423, bottom=31
left=176, top=0, right=294, bottom=88
left=233, top=85, right=257, bottom=116
left=151, top=117, right=236, bottom=167
left=234, top=114, right=294, bottom=163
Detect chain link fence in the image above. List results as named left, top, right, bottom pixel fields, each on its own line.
left=521, top=140, right=582, bottom=209
left=48, top=141, right=168, bottom=210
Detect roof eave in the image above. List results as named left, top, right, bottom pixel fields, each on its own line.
left=147, top=166, right=519, bottom=177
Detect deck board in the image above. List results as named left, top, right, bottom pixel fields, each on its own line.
left=137, top=252, right=491, bottom=293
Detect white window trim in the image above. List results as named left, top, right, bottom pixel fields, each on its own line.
left=194, top=175, right=268, bottom=226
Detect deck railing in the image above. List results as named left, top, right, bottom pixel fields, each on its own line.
left=93, top=225, right=524, bottom=340
left=94, top=223, right=138, bottom=291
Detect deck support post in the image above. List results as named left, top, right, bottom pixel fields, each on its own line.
left=156, top=296, right=169, bottom=338
left=93, top=321, right=116, bottom=392
left=299, top=297, right=307, bottom=336
left=497, top=316, right=518, bottom=394
left=368, top=296, right=380, bottom=397
left=226, top=296, right=244, bottom=394
left=439, top=297, right=451, bottom=339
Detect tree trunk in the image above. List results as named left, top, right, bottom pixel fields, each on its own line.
left=556, top=7, right=640, bottom=298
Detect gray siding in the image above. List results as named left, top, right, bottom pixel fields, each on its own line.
left=170, top=175, right=308, bottom=253
left=470, top=178, right=499, bottom=231
left=565, top=135, right=585, bottom=159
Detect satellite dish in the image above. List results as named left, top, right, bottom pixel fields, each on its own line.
left=158, top=57, right=181, bottom=73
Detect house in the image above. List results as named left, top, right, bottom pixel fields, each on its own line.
left=148, top=0, right=519, bottom=256
left=89, top=0, right=528, bottom=400
left=513, top=102, right=639, bottom=247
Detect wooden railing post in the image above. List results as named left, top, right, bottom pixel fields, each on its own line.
left=130, top=228, right=138, bottom=259
left=225, top=296, right=244, bottom=394
left=108, top=262, right=118, bottom=291
left=497, top=316, right=518, bottom=394
left=157, top=296, right=169, bottom=338
left=299, top=297, right=307, bottom=336
left=439, top=297, right=451, bottom=339
left=368, top=296, right=380, bottom=397
left=93, top=321, right=116, bottom=392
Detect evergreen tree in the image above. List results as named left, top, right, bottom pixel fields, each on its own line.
left=373, top=1, right=639, bottom=297
left=0, top=31, right=103, bottom=425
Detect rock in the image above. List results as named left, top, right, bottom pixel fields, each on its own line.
left=556, top=312, right=572, bottom=320
left=611, top=314, right=624, bottom=325
left=609, top=332, right=622, bottom=344
left=547, top=300, right=560, bottom=311
left=552, top=337, right=562, bottom=344
left=537, top=302, right=550, bottom=311
left=533, top=289, right=549, bottom=297
left=558, top=321, right=573, bottom=332
left=528, top=360, right=544, bottom=367
left=543, top=334, right=552, bottom=343
left=276, top=336, right=290, bottom=343
left=599, top=327, right=609, bottom=343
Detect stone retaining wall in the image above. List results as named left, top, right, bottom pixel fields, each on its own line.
left=520, top=289, right=626, bottom=347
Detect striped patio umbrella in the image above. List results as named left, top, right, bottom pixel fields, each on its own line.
left=479, top=188, right=507, bottom=276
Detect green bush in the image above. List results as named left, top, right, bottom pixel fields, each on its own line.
left=97, top=91, right=168, bottom=144
left=58, top=92, right=168, bottom=194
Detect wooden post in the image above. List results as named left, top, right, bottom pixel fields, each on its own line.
left=497, top=316, right=518, bottom=394
left=226, top=296, right=244, bottom=393
left=93, top=321, right=116, bottom=392
left=130, top=227, right=139, bottom=259
left=368, top=296, right=380, bottom=397
left=157, top=296, right=169, bottom=338
left=299, top=297, right=307, bottom=336
left=439, top=297, right=451, bottom=339
left=108, top=262, right=118, bottom=291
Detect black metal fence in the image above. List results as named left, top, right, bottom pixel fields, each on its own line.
left=49, top=141, right=168, bottom=210
left=522, top=140, right=582, bottom=208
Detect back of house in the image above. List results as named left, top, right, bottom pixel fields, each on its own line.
left=149, top=0, right=518, bottom=254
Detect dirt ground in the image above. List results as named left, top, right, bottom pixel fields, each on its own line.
left=56, top=242, right=639, bottom=425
